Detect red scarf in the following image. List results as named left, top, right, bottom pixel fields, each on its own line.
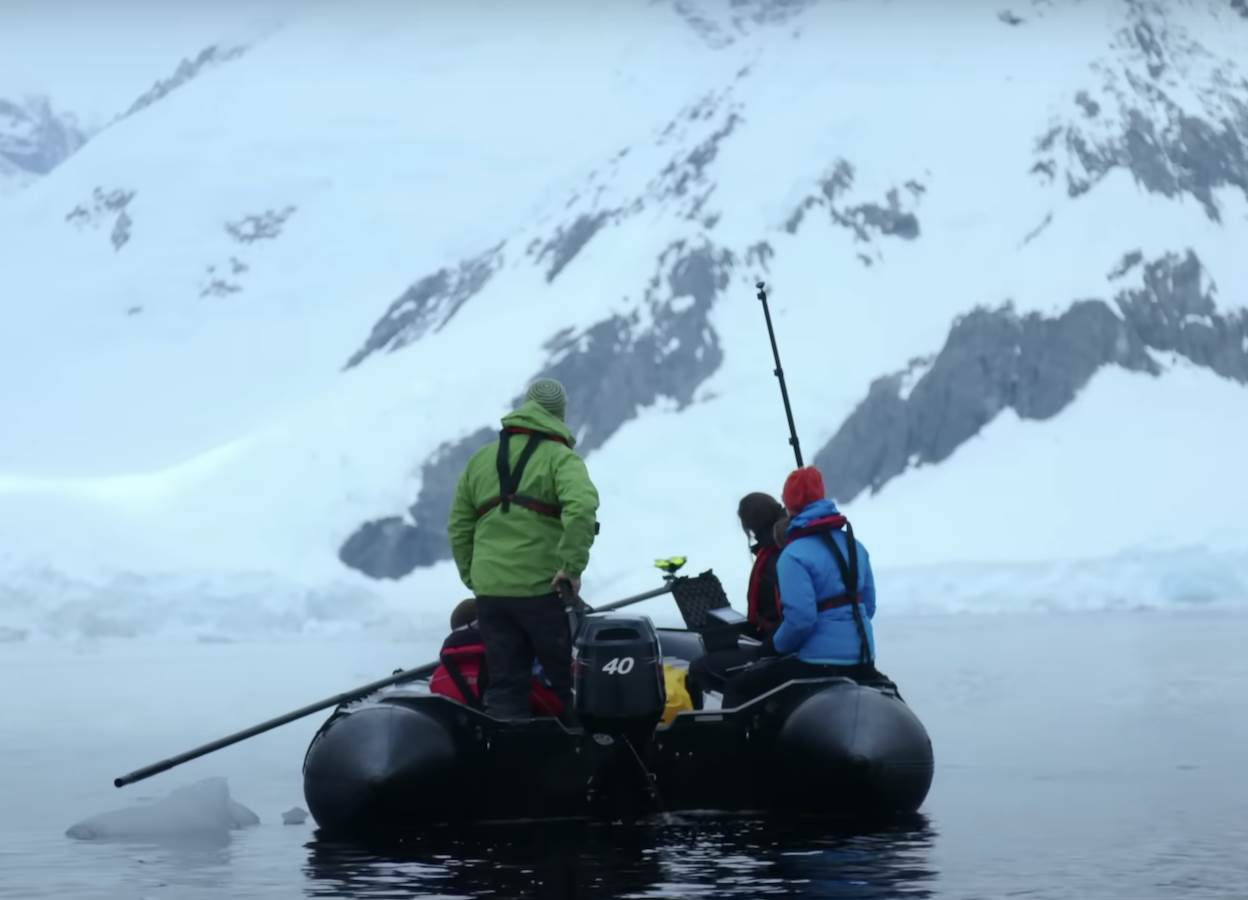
left=746, top=543, right=783, bottom=634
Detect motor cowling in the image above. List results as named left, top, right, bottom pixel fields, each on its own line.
left=572, top=615, right=665, bottom=735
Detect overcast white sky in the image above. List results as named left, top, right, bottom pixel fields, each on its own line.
left=0, top=1, right=304, bottom=125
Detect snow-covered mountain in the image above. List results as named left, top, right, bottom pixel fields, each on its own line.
left=1, top=43, right=248, bottom=199
left=0, top=95, right=87, bottom=195
left=2, top=0, right=1246, bottom=641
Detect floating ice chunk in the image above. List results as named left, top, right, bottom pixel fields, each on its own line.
left=282, top=806, right=309, bottom=825
left=66, top=776, right=259, bottom=840
left=228, top=798, right=261, bottom=828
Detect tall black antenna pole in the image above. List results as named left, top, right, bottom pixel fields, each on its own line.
left=755, top=281, right=804, bottom=469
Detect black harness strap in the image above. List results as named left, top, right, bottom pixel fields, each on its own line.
left=439, top=652, right=485, bottom=711
left=817, top=522, right=873, bottom=666
left=816, top=594, right=855, bottom=612
left=476, top=493, right=562, bottom=518
left=494, top=429, right=546, bottom=514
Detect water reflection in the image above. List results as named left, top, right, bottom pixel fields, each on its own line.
left=303, top=815, right=936, bottom=899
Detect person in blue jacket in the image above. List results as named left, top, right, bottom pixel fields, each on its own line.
left=723, top=466, right=890, bottom=708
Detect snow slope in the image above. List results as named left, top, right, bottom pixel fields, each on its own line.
left=1, top=0, right=1246, bottom=640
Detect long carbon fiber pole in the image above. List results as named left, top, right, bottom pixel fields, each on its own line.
left=756, top=281, right=804, bottom=468
left=113, top=662, right=438, bottom=788
left=115, top=583, right=675, bottom=788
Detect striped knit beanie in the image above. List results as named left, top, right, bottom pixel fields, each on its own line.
left=525, top=377, right=567, bottom=420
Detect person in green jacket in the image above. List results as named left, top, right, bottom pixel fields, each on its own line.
left=447, top=377, right=599, bottom=719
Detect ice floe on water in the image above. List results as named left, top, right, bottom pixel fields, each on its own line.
left=65, top=777, right=259, bottom=841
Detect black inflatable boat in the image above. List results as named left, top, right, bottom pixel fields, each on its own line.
left=303, top=572, right=933, bottom=834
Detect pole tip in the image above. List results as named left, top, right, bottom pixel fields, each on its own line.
left=113, top=777, right=124, bottom=788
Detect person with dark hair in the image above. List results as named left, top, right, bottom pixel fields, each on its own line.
left=684, top=491, right=788, bottom=708
left=447, top=377, right=599, bottom=720
left=429, top=598, right=564, bottom=717
left=723, top=466, right=889, bottom=708
left=736, top=491, right=788, bottom=641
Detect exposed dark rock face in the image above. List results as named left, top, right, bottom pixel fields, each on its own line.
left=672, top=1, right=736, bottom=49
left=1074, top=91, right=1101, bottom=118
left=646, top=89, right=747, bottom=227
left=785, top=160, right=853, bottom=234
left=516, top=91, right=745, bottom=285
left=199, top=213, right=287, bottom=300
left=784, top=160, right=922, bottom=243
left=1108, top=249, right=1144, bottom=280
left=672, top=0, right=815, bottom=49
left=746, top=241, right=774, bottom=271
left=199, top=256, right=252, bottom=299
left=339, top=240, right=736, bottom=578
left=814, top=251, right=1244, bottom=503
left=728, top=0, right=816, bottom=27
left=543, top=241, right=732, bottom=451
left=351, top=82, right=748, bottom=374
left=1031, top=4, right=1248, bottom=220
left=337, top=516, right=432, bottom=580
left=536, top=212, right=616, bottom=282
left=226, top=206, right=296, bottom=243
left=1115, top=251, right=1248, bottom=383
left=344, top=244, right=504, bottom=368
left=201, top=259, right=246, bottom=299
left=65, top=188, right=136, bottom=251
left=665, top=112, right=742, bottom=197
left=123, top=45, right=247, bottom=119
left=1019, top=212, right=1053, bottom=247
left=66, top=188, right=134, bottom=223
left=843, top=189, right=921, bottom=241
left=0, top=96, right=87, bottom=176
left=111, top=211, right=132, bottom=250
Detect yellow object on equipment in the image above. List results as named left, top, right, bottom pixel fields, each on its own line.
left=661, top=663, right=694, bottom=724
left=654, top=556, right=688, bottom=575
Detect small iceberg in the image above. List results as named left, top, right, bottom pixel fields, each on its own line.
left=66, top=776, right=259, bottom=841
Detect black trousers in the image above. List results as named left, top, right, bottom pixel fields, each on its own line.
left=685, top=646, right=760, bottom=709
left=723, top=656, right=890, bottom=709
left=476, top=594, right=573, bottom=719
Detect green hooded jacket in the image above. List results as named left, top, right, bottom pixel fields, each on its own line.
left=448, top=400, right=600, bottom=598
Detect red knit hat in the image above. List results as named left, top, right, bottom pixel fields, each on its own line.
left=782, top=467, right=826, bottom=514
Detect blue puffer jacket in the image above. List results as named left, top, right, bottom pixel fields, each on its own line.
left=771, top=498, right=876, bottom=665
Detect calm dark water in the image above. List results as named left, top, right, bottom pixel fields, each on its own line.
left=3, top=611, right=1246, bottom=898
left=303, top=817, right=937, bottom=899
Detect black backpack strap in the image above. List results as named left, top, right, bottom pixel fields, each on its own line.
left=440, top=652, right=485, bottom=711
left=494, top=429, right=545, bottom=514
left=817, top=523, right=873, bottom=666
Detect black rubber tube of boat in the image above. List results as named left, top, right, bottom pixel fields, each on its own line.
left=112, top=582, right=675, bottom=788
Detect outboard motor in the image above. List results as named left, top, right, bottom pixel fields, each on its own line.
left=573, top=615, right=665, bottom=735
left=572, top=615, right=665, bottom=813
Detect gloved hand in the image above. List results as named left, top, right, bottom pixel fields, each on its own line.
left=757, top=635, right=779, bottom=658
left=552, top=571, right=581, bottom=596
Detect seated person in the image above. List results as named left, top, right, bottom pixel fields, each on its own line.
left=430, top=599, right=564, bottom=717
left=685, top=492, right=787, bottom=708
left=723, top=467, right=890, bottom=708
